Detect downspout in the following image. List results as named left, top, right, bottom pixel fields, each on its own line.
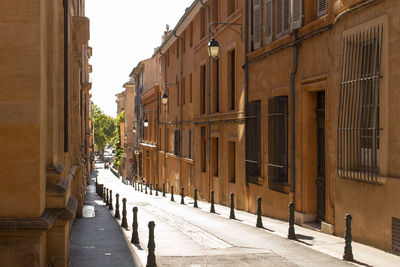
left=200, top=0, right=211, bottom=199
left=160, top=51, right=168, bottom=187
left=289, top=31, right=298, bottom=201
left=244, top=0, right=249, bottom=211
left=178, top=32, right=184, bottom=187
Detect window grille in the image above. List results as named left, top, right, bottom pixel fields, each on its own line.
left=268, top=96, right=288, bottom=192
left=246, top=101, right=261, bottom=184
left=393, top=217, right=400, bottom=254
left=337, top=25, right=383, bottom=184
left=276, top=0, right=290, bottom=39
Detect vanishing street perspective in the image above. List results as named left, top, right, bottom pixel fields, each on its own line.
left=1, top=0, right=400, bottom=266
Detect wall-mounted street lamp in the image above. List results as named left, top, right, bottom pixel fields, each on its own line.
left=132, top=125, right=136, bottom=133
left=207, top=37, right=220, bottom=59
left=207, top=22, right=242, bottom=59
left=143, top=118, right=149, bottom=128
left=161, top=92, right=168, bottom=106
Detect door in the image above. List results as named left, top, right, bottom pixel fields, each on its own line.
left=316, top=91, right=325, bottom=221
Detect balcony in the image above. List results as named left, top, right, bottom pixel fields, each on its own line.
left=73, top=16, right=90, bottom=45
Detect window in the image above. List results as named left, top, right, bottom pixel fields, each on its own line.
left=177, top=79, right=180, bottom=107
left=229, top=49, right=236, bottom=111
left=213, top=58, right=220, bottom=113
left=176, top=40, right=179, bottom=59
left=212, top=137, right=219, bottom=177
left=174, top=130, right=181, bottom=156
left=200, top=8, right=206, bottom=39
left=268, top=96, right=288, bottom=192
left=227, top=0, right=236, bottom=17
left=265, top=0, right=273, bottom=43
left=246, top=101, right=261, bottom=184
left=188, top=129, right=193, bottom=159
left=212, top=0, right=219, bottom=22
left=228, top=141, right=236, bottom=183
left=190, top=73, right=193, bottom=103
left=190, top=22, right=194, bottom=47
left=275, top=0, right=302, bottom=39
left=201, top=127, right=206, bottom=172
left=182, top=77, right=186, bottom=105
left=252, top=0, right=262, bottom=50
left=183, top=32, right=186, bottom=54
left=200, top=65, right=206, bottom=114
left=182, top=129, right=186, bottom=158
left=338, top=25, right=383, bottom=183
left=317, top=0, right=328, bottom=18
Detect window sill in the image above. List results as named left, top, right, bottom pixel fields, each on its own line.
left=337, top=169, right=387, bottom=185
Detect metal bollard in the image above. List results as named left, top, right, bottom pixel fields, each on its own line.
left=170, top=186, right=174, bottom=202
left=230, top=193, right=235, bottom=219
left=162, top=183, right=166, bottom=197
left=141, top=182, right=143, bottom=192
left=145, top=183, right=148, bottom=194
left=343, top=214, right=353, bottom=261
left=288, top=202, right=296, bottom=239
left=155, top=184, right=159, bottom=196
left=121, top=198, right=128, bottom=228
left=150, top=184, right=152, bottom=195
left=180, top=187, right=185, bottom=205
left=256, top=197, right=263, bottom=228
left=194, top=188, right=198, bottom=208
left=115, top=194, right=121, bottom=219
left=131, top=207, right=139, bottom=244
left=146, top=221, right=157, bottom=267
left=109, top=190, right=113, bottom=210
left=134, top=181, right=137, bottom=191
left=106, top=188, right=109, bottom=206
left=210, top=190, right=215, bottom=213
left=103, top=186, right=106, bottom=203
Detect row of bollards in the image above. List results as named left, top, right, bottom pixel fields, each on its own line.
left=100, top=179, right=355, bottom=264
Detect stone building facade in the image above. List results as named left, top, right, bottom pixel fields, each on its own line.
left=0, top=0, right=92, bottom=266
left=246, top=0, right=400, bottom=252
left=133, top=0, right=400, bottom=253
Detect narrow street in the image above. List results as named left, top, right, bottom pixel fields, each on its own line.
left=95, top=160, right=353, bottom=267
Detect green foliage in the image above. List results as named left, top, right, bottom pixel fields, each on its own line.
left=90, top=104, right=115, bottom=155
left=112, top=111, right=125, bottom=167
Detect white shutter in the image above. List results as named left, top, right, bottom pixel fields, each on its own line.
left=317, top=0, right=328, bottom=17
left=264, top=0, right=273, bottom=43
left=253, top=0, right=262, bottom=50
left=291, top=0, right=302, bottom=30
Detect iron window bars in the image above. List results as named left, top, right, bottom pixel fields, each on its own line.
left=268, top=96, right=288, bottom=192
left=337, top=24, right=383, bottom=184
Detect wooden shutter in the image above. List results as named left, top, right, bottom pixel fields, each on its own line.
left=264, top=0, right=273, bottom=43
left=291, top=0, right=302, bottom=30
left=317, top=0, right=328, bottom=17
left=253, top=0, right=262, bottom=50
left=276, top=0, right=290, bottom=39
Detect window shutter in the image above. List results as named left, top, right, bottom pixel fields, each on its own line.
left=276, top=0, right=290, bottom=39
left=264, top=0, right=273, bottom=43
left=276, top=0, right=283, bottom=38
left=317, top=0, right=328, bottom=17
left=253, top=0, right=262, bottom=50
left=283, top=0, right=290, bottom=33
left=291, top=0, right=302, bottom=30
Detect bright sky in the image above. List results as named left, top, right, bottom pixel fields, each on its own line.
left=86, top=0, right=193, bottom=117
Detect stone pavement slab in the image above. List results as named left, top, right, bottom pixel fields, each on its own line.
left=69, top=172, right=139, bottom=267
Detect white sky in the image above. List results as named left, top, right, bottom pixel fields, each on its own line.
left=86, top=0, right=193, bottom=117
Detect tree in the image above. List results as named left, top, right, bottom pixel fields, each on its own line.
left=90, top=104, right=115, bottom=157
left=112, top=111, right=125, bottom=168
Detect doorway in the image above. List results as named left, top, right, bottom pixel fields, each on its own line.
left=316, top=91, right=325, bottom=221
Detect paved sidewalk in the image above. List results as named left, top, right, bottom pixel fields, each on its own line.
left=69, top=170, right=139, bottom=267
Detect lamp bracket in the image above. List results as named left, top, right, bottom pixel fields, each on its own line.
left=209, top=22, right=242, bottom=40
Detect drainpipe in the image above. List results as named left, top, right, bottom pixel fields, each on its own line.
left=289, top=31, right=298, bottom=201
left=244, top=0, right=249, bottom=211
left=160, top=51, right=168, bottom=188
left=177, top=32, right=184, bottom=188
left=200, top=0, right=211, bottom=199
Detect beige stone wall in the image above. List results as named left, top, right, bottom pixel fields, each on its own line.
left=0, top=0, right=91, bottom=265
